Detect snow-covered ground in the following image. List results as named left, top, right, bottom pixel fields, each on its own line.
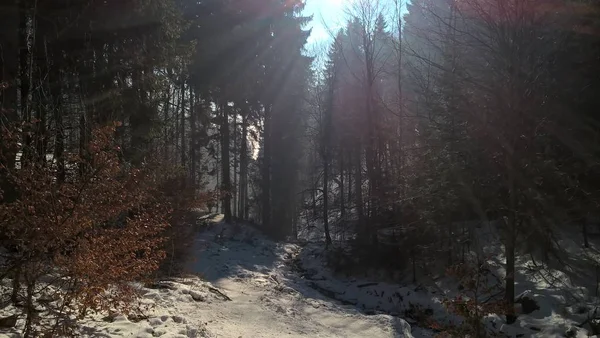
left=179, top=216, right=415, bottom=337
left=292, top=219, right=600, bottom=337
left=0, top=215, right=415, bottom=337
left=3, top=215, right=600, bottom=337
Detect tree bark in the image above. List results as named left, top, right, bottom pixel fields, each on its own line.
left=262, top=104, right=272, bottom=230
left=163, top=85, right=172, bottom=162
left=505, top=152, right=517, bottom=324
left=0, top=0, right=20, bottom=194
left=347, top=150, right=352, bottom=206
left=190, top=87, right=196, bottom=184
left=355, top=145, right=365, bottom=240
left=339, top=150, right=345, bottom=229
left=239, top=113, right=249, bottom=220
left=51, top=47, right=65, bottom=182
left=232, top=114, right=238, bottom=218
left=20, top=0, right=32, bottom=165
left=220, top=103, right=232, bottom=223
left=180, top=77, right=186, bottom=167
left=323, top=150, right=332, bottom=247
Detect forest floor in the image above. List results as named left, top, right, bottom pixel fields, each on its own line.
left=2, top=215, right=600, bottom=337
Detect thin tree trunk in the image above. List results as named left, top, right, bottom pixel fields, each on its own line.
left=0, top=0, right=19, bottom=125
left=395, top=0, right=404, bottom=196
left=23, top=280, right=35, bottom=338
left=0, top=0, right=20, bottom=212
left=10, top=260, right=21, bottom=304
left=190, top=87, right=196, bottom=184
left=174, top=89, right=180, bottom=160
left=220, top=103, right=232, bottom=223
left=78, top=73, right=91, bottom=176
left=51, top=47, right=65, bottom=182
left=163, top=85, right=171, bottom=162
left=20, top=0, right=32, bottom=165
left=323, top=153, right=332, bottom=247
left=262, top=104, right=272, bottom=231
left=232, top=114, right=238, bottom=219
left=505, top=152, right=517, bottom=324
left=355, top=145, right=365, bottom=239
left=347, top=150, right=352, bottom=206
left=239, top=113, right=249, bottom=220
left=215, top=145, right=220, bottom=214
left=37, top=32, right=56, bottom=166
left=180, top=77, right=186, bottom=167
left=340, top=150, right=345, bottom=225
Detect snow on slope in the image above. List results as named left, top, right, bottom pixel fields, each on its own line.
left=292, top=220, right=600, bottom=338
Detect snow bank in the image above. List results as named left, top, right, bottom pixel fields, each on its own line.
left=289, top=217, right=600, bottom=337
left=0, top=277, right=216, bottom=338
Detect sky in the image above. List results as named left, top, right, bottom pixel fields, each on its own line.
left=303, top=0, right=408, bottom=49
left=304, top=0, right=348, bottom=47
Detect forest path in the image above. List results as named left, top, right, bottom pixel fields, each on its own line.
left=181, top=219, right=414, bottom=338
left=0, top=217, right=415, bottom=338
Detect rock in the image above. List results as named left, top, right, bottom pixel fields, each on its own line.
left=149, top=317, right=163, bottom=326
left=0, top=314, right=17, bottom=328
left=190, top=290, right=206, bottom=302
left=515, top=290, right=539, bottom=314
left=565, top=326, right=578, bottom=338
left=172, top=315, right=186, bottom=324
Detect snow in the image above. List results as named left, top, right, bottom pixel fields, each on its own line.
left=3, top=215, right=600, bottom=337
left=181, top=217, right=415, bottom=337
left=0, top=215, right=414, bottom=338
left=293, top=219, right=600, bottom=337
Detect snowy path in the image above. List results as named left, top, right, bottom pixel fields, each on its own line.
left=0, top=219, right=413, bottom=338
left=181, top=221, right=413, bottom=338
left=5, top=217, right=600, bottom=337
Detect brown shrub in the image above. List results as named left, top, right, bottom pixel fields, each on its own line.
left=0, top=123, right=179, bottom=337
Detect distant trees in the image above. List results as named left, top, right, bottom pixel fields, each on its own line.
left=0, top=0, right=314, bottom=334
left=300, top=0, right=600, bottom=327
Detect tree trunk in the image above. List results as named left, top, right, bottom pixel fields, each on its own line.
left=220, top=103, right=232, bottom=223
left=395, top=0, right=404, bottom=197
left=239, top=113, right=249, bottom=220
left=505, top=152, right=517, bottom=324
left=347, top=150, right=352, bottom=206
left=0, top=0, right=19, bottom=122
left=0, top=0, right=20, bottom=191
left=51, top=48, right=65, bottom=182
left=11, top=264, right=20, bottom=304
left=20, top=0, right=32, bottom=165
left=34, top=94, right=47, bottom=165
left=78, top=73, right=91, bottom=176
left=355, top=145, right=365, bottom=239
left=323, top=153, right=332, bottom=247
left=215, top=143, right=220, bottom=214
left=163, top=85, right=172, bottom=162
left=180, top=78, right=186, bottom=167
left=448, top=221, right=453, bottom=265
left=189, top=87, right=196, bottom=184
left=174, top=88, right=180, bottom=159
left=232, top=116, right=238, bottom=219
left=340, top=150, right=345, bottom=226
left=262, top=104, right=272, bottom=230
